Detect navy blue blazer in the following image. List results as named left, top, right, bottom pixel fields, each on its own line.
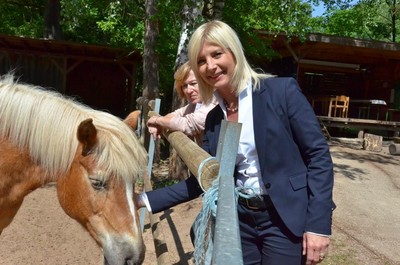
left=147, top=77, right=334, bottom=237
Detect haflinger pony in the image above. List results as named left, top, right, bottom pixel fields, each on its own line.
left=0, top=74, right=147, bottom=265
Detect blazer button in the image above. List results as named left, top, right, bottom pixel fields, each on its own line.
left=265, top=182, right=271, bottom=189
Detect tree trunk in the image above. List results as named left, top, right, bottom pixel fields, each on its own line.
left=169, top=0, right=204, bottom=180
left=391, top=0, right=396, bottom=42
left=143, top=0, right=160, bottom=152
left=44, top=0, right=62, bottom=40
left=143, top=0, right=159, bottom=101
left=169, top=0, right=226, bottom=180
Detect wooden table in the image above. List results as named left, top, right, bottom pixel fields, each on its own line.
left=350, top=99, right=387, bottom=120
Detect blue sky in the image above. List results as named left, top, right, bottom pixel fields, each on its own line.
left=312, top=3, right=326, bottom=17
left=312, top=0, right=359, bottom=17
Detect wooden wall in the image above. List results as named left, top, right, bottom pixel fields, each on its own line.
left=0, top=43, right=140, bottom=118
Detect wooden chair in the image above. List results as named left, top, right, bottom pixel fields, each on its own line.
left=328, top=95, right=349, bottom=118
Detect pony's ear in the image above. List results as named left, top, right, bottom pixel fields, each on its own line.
left=77, top=119, right=98, bottom=156
left=124, top=110, right=141, bottom=131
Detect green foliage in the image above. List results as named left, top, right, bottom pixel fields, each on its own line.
left=323, top=8, right=369, bottom=37
left=0, top=0, right=46, bottom=37
left=60, top=0, right=183, bottom=106
left=320, top=0, right=357, bottom=10
left=309, top=0, right=400, bottom=42
left=223, top=0, right=314, bottom=60
left=154, top=1, right=183, bottom=106
left=2, top=0, right=398, bottom=49
left=61, top=0, right=145, bottom=49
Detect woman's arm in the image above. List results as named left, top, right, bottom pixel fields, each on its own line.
left=145, top=175, right=204, bottom=213
left=169, top=101, right=217, bottom=136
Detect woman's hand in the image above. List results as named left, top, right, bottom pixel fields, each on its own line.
left=147, top=116, right=162, bottom=140
left=303, top=232, right=330, bottom=265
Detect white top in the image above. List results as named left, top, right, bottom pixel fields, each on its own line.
left=216, top=82, right=267, bottom=196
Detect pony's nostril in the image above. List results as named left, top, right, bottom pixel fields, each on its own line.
left=124, top=259, right=134, bottom=265
left=125, top=255, right=144, bottom=265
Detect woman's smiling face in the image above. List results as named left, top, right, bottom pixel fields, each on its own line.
left=197, top=41, right=236, bottom=92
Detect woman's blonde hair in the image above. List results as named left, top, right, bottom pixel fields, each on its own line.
left=188, top=20, right=273, bottom=103
left=174, top=61, right=192, bottom=99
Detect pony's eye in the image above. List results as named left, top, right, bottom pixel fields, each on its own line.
left=89, top=177, right=107, bottom=190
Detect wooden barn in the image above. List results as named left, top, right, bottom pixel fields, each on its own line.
left=0, top=34, right=141, bottom=118
left=2, top=31, right=400, bottom=135
left=258, top=32, right=400, bottom=123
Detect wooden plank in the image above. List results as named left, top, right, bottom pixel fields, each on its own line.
left=146, top=110, right=220, bottom=191
left=164, top=130, right=220, bottom=191
left=317, top=116, right=400, bottom=132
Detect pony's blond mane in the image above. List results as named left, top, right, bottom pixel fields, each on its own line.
left=0, top=74, right=147, bottom=182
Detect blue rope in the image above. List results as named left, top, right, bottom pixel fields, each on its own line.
left=193, top=167, right=264, bottom=264
left=193, top=177, right=219, bottom=265
left=192, top=184, right=264, bottom=263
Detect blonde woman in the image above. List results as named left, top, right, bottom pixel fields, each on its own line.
left=144, top=21, right=334, bottom=265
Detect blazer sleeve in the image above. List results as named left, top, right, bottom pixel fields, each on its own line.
left=284, top=78, right=334, bottom=235
left=146, top=175, right=204, bottom=214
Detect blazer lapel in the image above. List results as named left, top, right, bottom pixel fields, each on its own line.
left=252, top=82, right=269, bottom=175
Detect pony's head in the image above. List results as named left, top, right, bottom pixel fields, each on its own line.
left=57, top=115, right=145, bottom=264
left=0, top=75, right=148, bottom=265
left=56, top=114, right=147, bottom=265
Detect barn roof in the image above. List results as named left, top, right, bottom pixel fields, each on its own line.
left=0, top=33, right=141, bottom=63
left=259, top=31, right=400, bottom=71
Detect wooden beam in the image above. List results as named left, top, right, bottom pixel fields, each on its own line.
left=317, top=116, right=400, bottom=132
left=164, top=130, right=219, bottom=191
left=147, top=110, right=220, bottom=191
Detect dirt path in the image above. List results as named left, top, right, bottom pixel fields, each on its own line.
left=0, top=139, right=399, bottom=265
left=0, top=186, right=103, bottom=265
left=328, top=139, right=400, bottom=265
